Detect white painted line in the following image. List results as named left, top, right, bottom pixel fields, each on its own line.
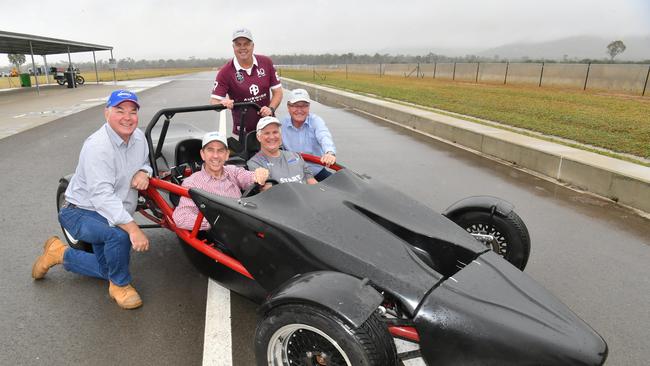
left=202, top=278, right=232, bottom=366
left=219, top=110, right=227, bottom=137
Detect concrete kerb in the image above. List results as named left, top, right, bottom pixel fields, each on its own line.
left=282, top=78, right=650, bottom=214
left=0, top=83, right=62, bottom=95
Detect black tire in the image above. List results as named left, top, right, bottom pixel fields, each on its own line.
left=56, top=79, right=65, bottom=85
left=56, top=180, right=93, bottom=253
left=451, top=210, right=530, bottom=270
left=255, top=304, right=397, bottom=366
left=75, top=75, right=85, bottom=85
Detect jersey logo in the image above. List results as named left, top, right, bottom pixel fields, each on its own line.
left=249, top=84, right=259, bottom=96
left=235, top=71, right=244, bottom=83
left=257, top=68, right=266, bottom=77
left=279, top=174, right=303, bottom=183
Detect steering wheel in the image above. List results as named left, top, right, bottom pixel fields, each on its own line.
left=241, top=179, right=279, bottom=198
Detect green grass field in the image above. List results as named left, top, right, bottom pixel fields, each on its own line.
left=0, top=67, right=212, bottom=89
left=280, top=69, right=650, bottom=161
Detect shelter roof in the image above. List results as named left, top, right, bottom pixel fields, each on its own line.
left=0, top=30, right=112, bottom=55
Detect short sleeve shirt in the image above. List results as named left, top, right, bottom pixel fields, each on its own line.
left=211, top=54, right=281, bottom=135
left=247, top=150, right=313, bottom=184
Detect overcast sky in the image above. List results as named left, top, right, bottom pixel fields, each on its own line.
left=1, top=0, right=648, bottom=66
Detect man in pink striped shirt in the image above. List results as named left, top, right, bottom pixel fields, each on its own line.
left=172, top=131, right=268, bottom=230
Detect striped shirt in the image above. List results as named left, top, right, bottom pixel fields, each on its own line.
left=172, top=165, right=255, bottom=230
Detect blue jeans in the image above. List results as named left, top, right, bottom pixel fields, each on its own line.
left=59, top=207, right=132, bottom=286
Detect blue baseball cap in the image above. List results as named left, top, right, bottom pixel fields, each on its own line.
left=106, top=90, right=140, bottom=108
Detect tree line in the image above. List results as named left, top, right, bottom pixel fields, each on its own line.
left=4, top=40, right=643, bottom=72
left=70, top=53, right=648, bottom=71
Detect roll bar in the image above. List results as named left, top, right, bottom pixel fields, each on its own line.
left=144, top=102, right=261, bottom=177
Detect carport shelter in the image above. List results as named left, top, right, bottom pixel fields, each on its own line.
left=0, top=30, right=114, bottom=94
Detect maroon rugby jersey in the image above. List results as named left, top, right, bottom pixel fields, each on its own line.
left=211, top=54, right=281, bottom=135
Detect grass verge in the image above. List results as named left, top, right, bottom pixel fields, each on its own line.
left=0, top=67, right=213, bottom=89
left=280, top=69, right=650, bottom=161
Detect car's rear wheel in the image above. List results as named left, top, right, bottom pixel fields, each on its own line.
left=256, top=304, right=397, bottom=366
left=56, top=179, right=93, bottom=253
left=451, top=210, right=530, bottom=270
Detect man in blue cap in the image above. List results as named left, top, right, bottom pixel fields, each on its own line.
left=32, top=90, right=152, bottom=310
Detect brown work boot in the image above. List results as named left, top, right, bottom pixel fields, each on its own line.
left=32, top=236, right=67, bottom=279
left=109, top=282, right=143, bottom=310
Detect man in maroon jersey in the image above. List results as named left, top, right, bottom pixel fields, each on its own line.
left=210, top=27, right=283, bottom=136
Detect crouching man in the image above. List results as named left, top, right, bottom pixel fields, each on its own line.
left=32, top=90, right=152, bottom=310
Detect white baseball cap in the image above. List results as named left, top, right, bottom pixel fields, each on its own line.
left=232, top=28, right=253, bottom=42
left=202, top=131, right=228, bottom=148
left=256, top=116, right=281, bottom=133
left=288, top=88, right=311, bottom=104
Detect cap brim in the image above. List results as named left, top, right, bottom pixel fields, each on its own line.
left=257, top=121, right=281, bottom=132
left=202, top=138, right=228, bottom=148
left=108, top=99, right=140, bottom=108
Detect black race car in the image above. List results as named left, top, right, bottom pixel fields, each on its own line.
left=57, top=104, right=607, bottom=365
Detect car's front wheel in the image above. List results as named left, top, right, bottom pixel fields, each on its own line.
left=255, top=304, right=397, bottom=366
left=451, top=210, right=530, bottom=270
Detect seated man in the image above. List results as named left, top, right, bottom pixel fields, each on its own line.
left=172, top=131, right=269, bottom=231
left=247, top=116, right=317, bottom=189
left=281, top=89, right=337, bottom=181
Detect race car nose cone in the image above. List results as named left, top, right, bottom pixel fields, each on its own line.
left=414, top=251, right=607, bottom=365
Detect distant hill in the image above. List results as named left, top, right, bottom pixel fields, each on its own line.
left=377, top=35, right=650, bottom=62
left=478, top=35, right=650, bottom=62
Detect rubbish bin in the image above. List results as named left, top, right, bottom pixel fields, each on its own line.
left=64, top=71, right=76, bottom=88
left=19, top=73, right=31, bottom=87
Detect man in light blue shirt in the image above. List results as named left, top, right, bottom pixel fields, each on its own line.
left=32, top=90, right=152, bottom=310
left=281, top=89, right=337, bottom=181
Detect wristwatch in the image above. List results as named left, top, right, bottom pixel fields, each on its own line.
left=139, top=169, right=152, bottom=178
left=269, top=106, right=276, bottom=115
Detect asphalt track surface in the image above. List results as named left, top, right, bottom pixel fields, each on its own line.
left=1, top=72, right=649, bottom=365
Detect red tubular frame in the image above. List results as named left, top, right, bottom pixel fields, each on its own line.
left=388, top=326, right=420, bottom=342
left=141, top=178, right=253, bottom=279
left=300, top=153, right=343, bottom=171
left=139, top=161, right=421, bottom=344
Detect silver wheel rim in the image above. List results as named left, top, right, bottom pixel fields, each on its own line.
left=466, top=223, right=507, bottom=255
left=266, top=323, right=351, bottom=366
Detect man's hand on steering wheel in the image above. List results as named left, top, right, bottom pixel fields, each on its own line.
left=241, top=178, right=279, bottom=198
left=253, top=168, right=269, bottom=185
